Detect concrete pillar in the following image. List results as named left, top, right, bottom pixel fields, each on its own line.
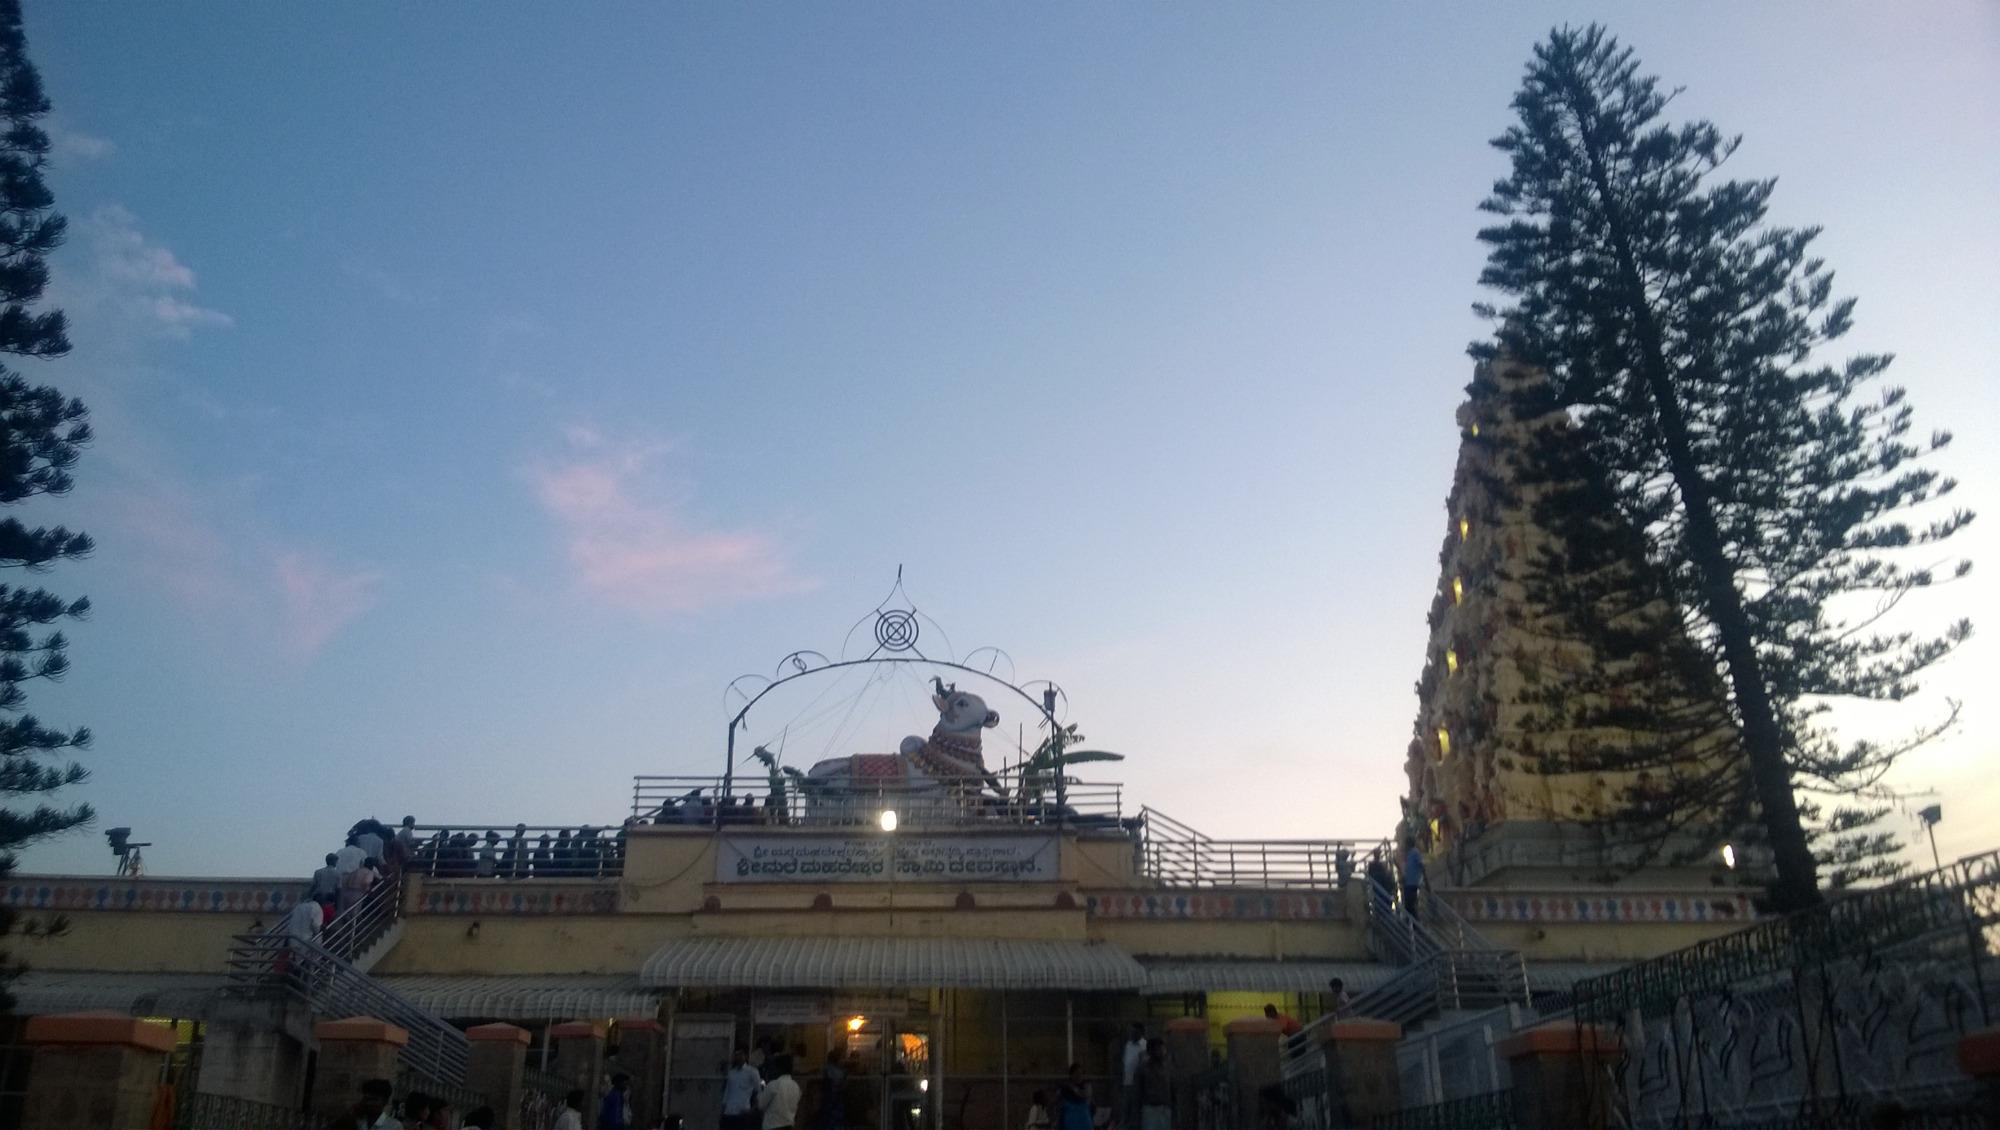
left=1496, top=1023, right=1622, bottom=1130
left=1223, top=1017, right=1281, bottom=1129
left=613, top=1018, right=667, bottom=1130
left=192, top=1019, right=309, bottom=1109
left=311, top=1017, right=411, bottom=1124
left=1163, top=1017, right=1206, bottom=1129
left=551, top=1019, right=607, bottom=1130
left=1317, top=1019, right=1402, bottom=1125
left=22, top=1013, right=175, bottom=1130
left=468, top=1023, right=531, bottom=1130
left=1958, top=1027, right=2000, bottom=1118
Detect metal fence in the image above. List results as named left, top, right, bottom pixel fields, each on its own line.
left=406, top=824, right=628, bottom=879
left=173, top=1091, right=312, bottom=1130
left=1571, top=847, right=2000, bottom=1129
left=1368, top=1088, right=1516, bottom=1130
left=1139, top=807, right=1384, bottom=890
left=632, top=772, right=1128, bottom=830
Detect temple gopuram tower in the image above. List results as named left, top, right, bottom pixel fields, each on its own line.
left=1403, top=357, right=1754, bottom=891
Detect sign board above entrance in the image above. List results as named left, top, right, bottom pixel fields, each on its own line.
left=716, top=834, right=1059, bottom=884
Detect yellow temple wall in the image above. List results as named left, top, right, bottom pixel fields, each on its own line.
left=8, top=909, right=262, bottom=973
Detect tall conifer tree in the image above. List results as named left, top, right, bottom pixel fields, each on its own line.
left=1473, top=26, right=1971, bottom=910
left=0, top=0, right=94, bottom=1007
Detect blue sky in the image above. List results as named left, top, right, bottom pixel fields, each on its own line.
left=13, top=3, right=1998, bottom=877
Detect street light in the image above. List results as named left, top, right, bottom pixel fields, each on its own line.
left=879, top=809, right=899, bottom=833
left=1918, top=804, right=1943, bottom=872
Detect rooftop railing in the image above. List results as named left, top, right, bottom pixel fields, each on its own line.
left=630, top=772, right=1128, bottom=830
left=402, top=824, right=627, bottom=880
left=1137, top=806, right=1387, bottom=890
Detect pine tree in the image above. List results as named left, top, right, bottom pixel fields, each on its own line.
left=1472, top=25, right=1972, bottom=910
left=0, top=0, right=95, bottom=1009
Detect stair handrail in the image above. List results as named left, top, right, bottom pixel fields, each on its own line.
left=225, top=930, right=468, bottom=1082
left=319, top=871, right=403, bottom=963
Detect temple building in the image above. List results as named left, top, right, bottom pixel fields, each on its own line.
left=0, top=376, right=1776, bottom=1127
left=1402, top=357, right=1752, bottom=891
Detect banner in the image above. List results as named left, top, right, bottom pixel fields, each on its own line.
left=715, top=834, right=1059, bottom=884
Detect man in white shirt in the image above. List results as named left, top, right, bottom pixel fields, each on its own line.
left=552, top=1088, right=584, bottom=1130
left=355, top=1079, right=402, bottom=1130
left=335, top=836, right=366, bottom=875
left=1120, top=1022, right=1147, bottom=1130
left=757, top=1056, right=801, bottom=1130
left=396, top=815, right=419, bottom=858
left=310, top=854, right=342, bottom=902
left=284, top=898, right=322, bottom=943
left=721, top=1047, right=763, bottom=1130
left=355, top=823, right=385, bottom=863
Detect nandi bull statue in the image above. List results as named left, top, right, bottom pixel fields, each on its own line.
left=803, top=677, right=1002, bottom=824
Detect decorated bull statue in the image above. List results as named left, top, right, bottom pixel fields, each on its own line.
left=804, top=677, right=1001, bottom=824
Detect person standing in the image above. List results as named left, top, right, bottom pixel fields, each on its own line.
left=1119, top=1022, right=1146, bottom=1130
left=310, top=853, right=342, bottom=916
left=816, top=1049, right=847, bottom=1130
left=1326, top=977, right=1354, bottom=1020
left=1056, top=1064, right=1093, bottom=1130
left=1401, top=839, right=1425, bottom=920
left=354, top=1079, right=402, bottom=1130
left=1138, top=1039, right=1172, bottom=1130
left=1263, top=1004, right=1301, bottom=1038
left=335, top=835, right=366, bottom=876
left=598, top=1073, right=633, bottom=1130
left=284, top=897, right=322, bottom=943
left=339, top=857, right=380, bottom=916
left=722, top=1047, right=763, bottom=1130
left=553, top=1089, right=585, bottom=1130
left=757, top=1056, right=801, bottom=1130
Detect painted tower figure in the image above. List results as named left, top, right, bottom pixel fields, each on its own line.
left=1403, top=358, right=1758, bottom=890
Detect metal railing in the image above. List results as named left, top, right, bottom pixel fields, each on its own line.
left=317, top=872, right=402, bottom=964
left=404, top=824, right=628, bottom=879
left=631, top=772, right=1128, bottom=829
left=224, top=931, right=469, bottom=1084
left=1138, top=807, right=1384, bottom=889
left=1368, top=1088, right=1516, bottom=1130
left=172, top=1090, right=312, bottom=1130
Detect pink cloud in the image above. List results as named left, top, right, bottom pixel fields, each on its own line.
left=524, top=433, right=813, bottom=613
left=275, top=553, right=385, bottom=657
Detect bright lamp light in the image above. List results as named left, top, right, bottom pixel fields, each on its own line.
left=879, top=809, right=899, bottom=832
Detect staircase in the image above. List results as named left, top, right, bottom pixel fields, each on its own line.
left=1284, top=884, right=1529, bottom=1081
left=225, top=874, right=469, bottom=1084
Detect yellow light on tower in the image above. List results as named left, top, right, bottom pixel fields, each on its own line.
left=1436, top=727, right=1451, bottom=758
left=1445, top=649, right=1459, bottom=675
left=1452, top=577, right=1464, bottom=605
left=1470, top=422, right=1480, bottom=437
left=1459, top=517, right=1470, bottom=540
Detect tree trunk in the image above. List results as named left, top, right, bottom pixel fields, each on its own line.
left=1563, top=86, right=1823, bottom=911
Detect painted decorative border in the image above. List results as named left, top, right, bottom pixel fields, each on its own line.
left=4, top=880, right=298, bottom=914
left=1086, top=891, right=1344, bottom=920
left=1447, top=891, right=1755, bottom=925
left=415, top=882, right=619, bottom=915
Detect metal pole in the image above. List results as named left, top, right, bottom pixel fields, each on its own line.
left=1064, top=997, right=1073, bottom=1067
left=1925, top=821, right=1943, bottom=873
left=1000, top=992, right=1011, bottom=1130
left=720, top=723, right=736, bottom=830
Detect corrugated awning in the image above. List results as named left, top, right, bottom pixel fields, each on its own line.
left=373, top=975, right=662, bottom=1021
left=1139, top=961, right=1393, bottom=995
left=6, top=971, right=232, bottom=1018
left=642, top=936, right=1145, bottom=991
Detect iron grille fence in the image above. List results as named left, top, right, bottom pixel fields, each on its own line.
left=1367, top=1088, right=1516, bottom=1130
left=519, top=1066, right=570, bottom=1130
left=1570, top=847, right=2000, bottom=1129
left=1139, top=807, right=1383, bottom=890
left=173, top=1091, right=312, bottom=1130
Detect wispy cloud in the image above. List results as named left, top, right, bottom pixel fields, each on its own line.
left=46, top=121, right=113, bottom=163
left=79, top=206, right=232, bottom=337
left=523, top=430, right=814, bottom=614
left=275, top=552, right=386, bottom=658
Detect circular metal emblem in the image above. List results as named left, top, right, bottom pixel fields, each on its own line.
left=874, top=609, right=919, bottom=652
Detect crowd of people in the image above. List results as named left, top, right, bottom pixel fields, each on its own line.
left=282, top=817, right=412, bottom=948
left=316, top=1077, right=496, bottom=1130
left=407, top=820, right=636, bottom=879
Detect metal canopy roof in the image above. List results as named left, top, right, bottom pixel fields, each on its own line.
left=642, top=936, right=1147, bottom=991
left=374, top=975, right=662, bottom=1021
left=6, top=971, right=233, bottom=1018
left=1137, top=960, right=1394, bottom=995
